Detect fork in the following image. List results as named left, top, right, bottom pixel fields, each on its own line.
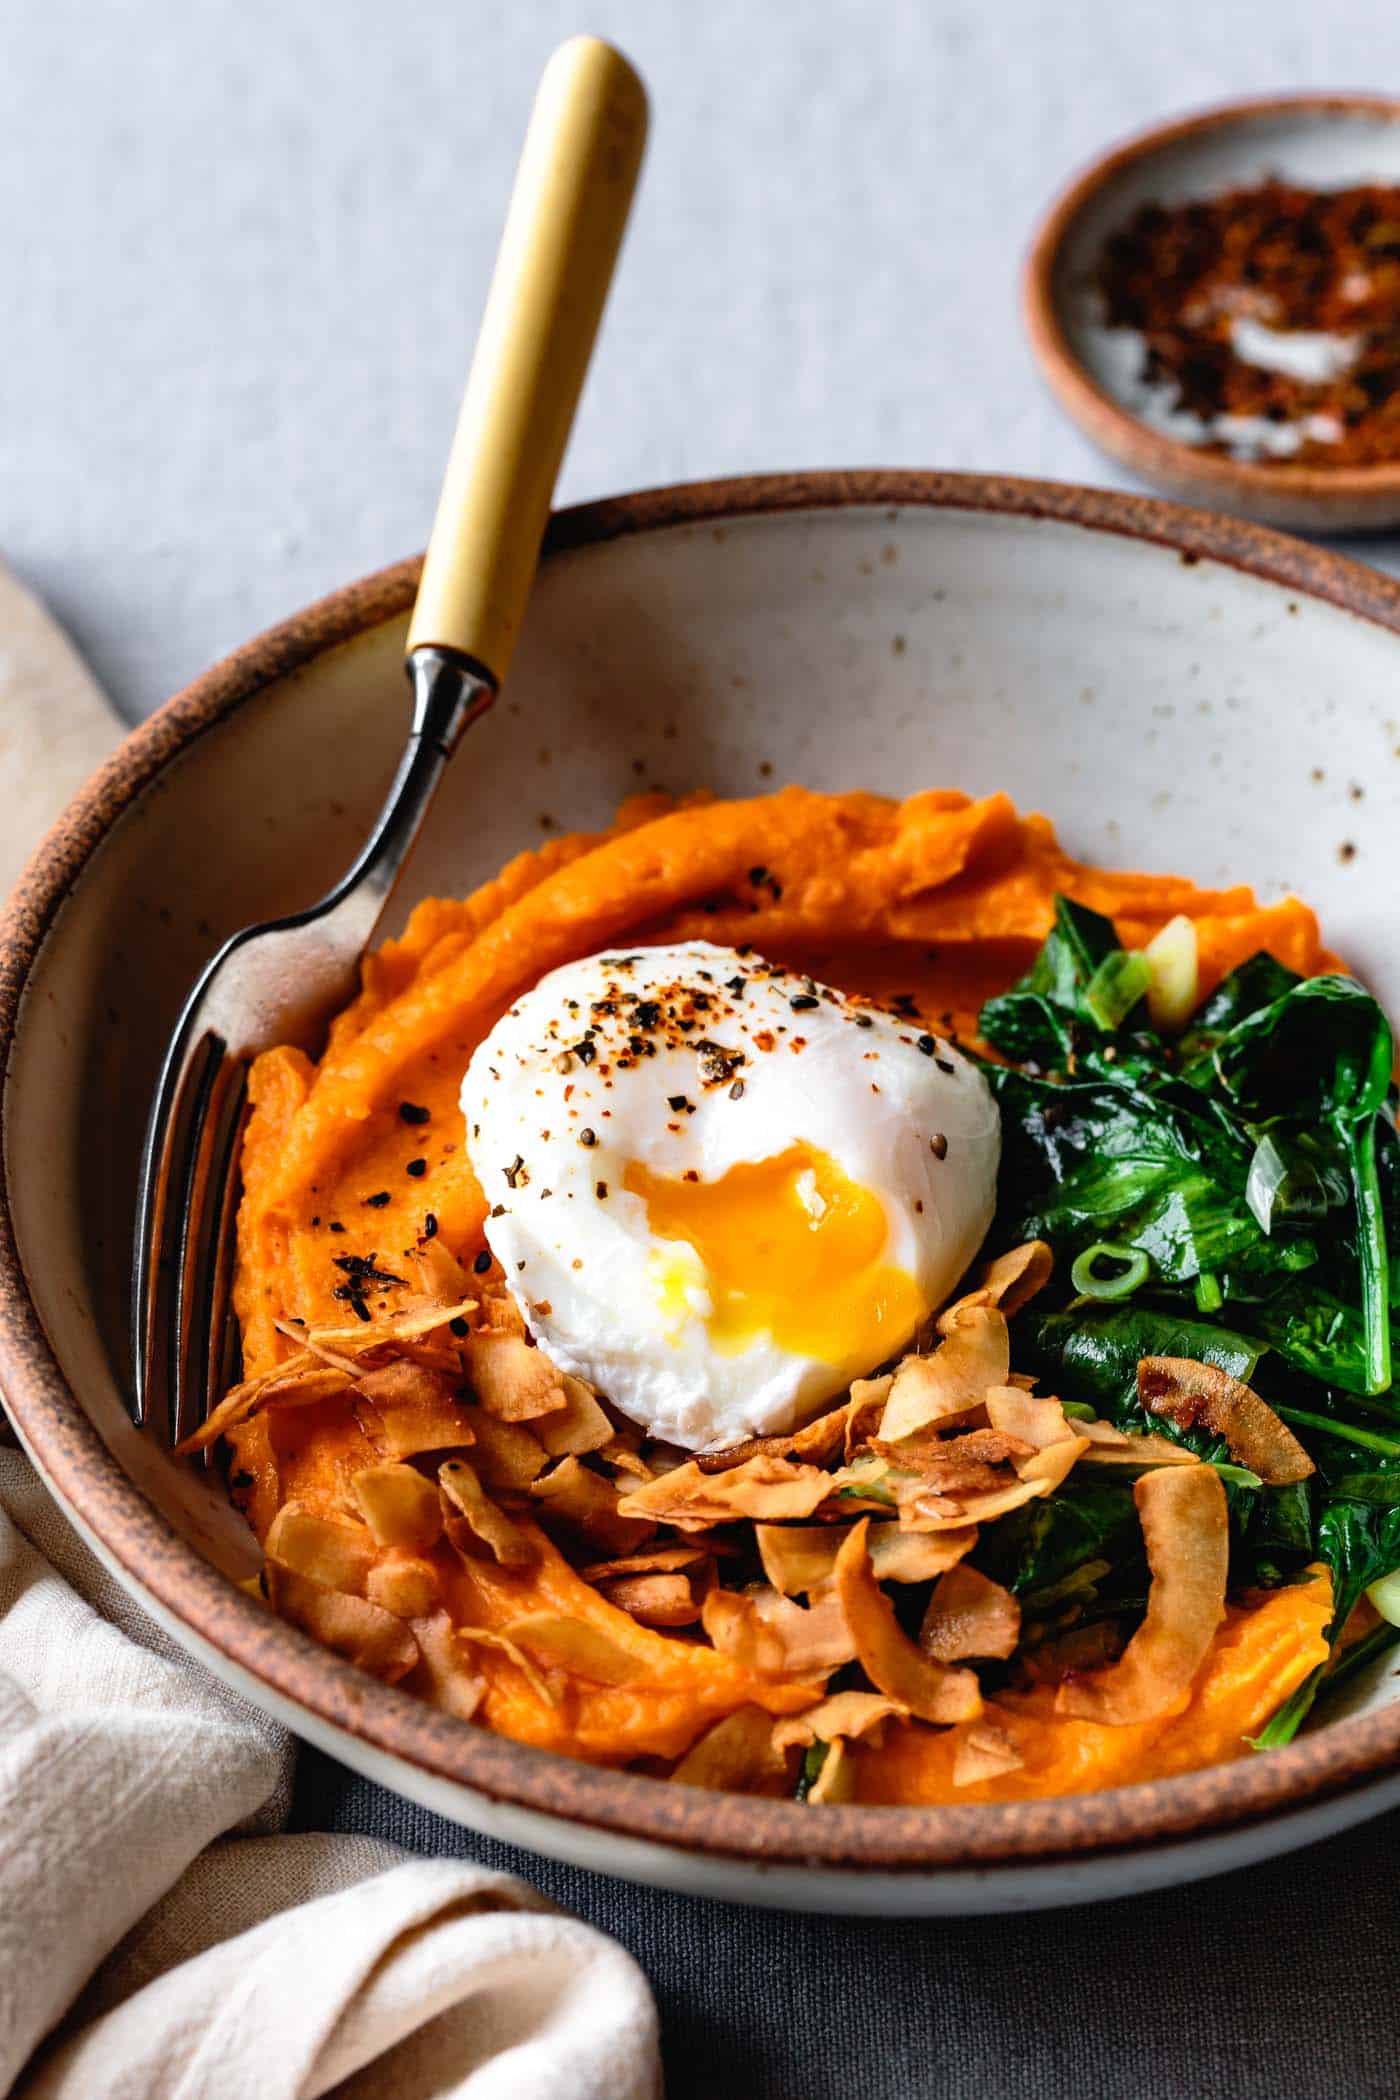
left=131, top=37, right=648, bottom=1444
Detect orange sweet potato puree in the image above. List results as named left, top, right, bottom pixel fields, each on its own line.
left=232, top=785, right=1335, bottom=1784
left=853, top=1575, right=1332, bottom=1804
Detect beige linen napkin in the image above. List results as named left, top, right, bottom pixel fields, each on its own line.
left=0, top=567, right=661, bottom=2099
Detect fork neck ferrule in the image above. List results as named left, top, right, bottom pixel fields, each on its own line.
left=406, top=645, right=498, bottom=757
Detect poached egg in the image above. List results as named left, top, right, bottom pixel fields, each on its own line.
left=461, top=942, right=999, bottom=1450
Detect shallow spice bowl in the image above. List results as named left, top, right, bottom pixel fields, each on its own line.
left=6, top=472, right=1400, bottom=1914
left=1025, top=94, right=1400, bottom=531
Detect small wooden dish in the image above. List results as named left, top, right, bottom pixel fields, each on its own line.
left=1024, top=93, right=1400, bottom=531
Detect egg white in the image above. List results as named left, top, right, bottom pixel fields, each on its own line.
left=461, top=941, right=1000, bottom=1450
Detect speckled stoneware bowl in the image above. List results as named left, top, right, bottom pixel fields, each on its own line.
left=1025, top=94, right=1400, bottom=531
left=4, top=473, right=1400, bottom=1915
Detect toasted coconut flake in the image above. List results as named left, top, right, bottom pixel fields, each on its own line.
left=951, top=1719, right=1024, bottom=1787
left=439, top=1457, right=537, bottom=1567
left=578, top=1543, right=713, bottom=1582
left=868, top=1442, right=1006, bottom=1496
left=598, top=1571, right=701, bottom=1627
left=177, top=1357, right=344, bottom=1454
left=460, top=1408, right=548, bottom=1487
left=845, top=1377, right=893, bottom=1457
left=937, top=1241, right=1054, bottom=1334
left=702, top=1583, right=854, bottom=1678
left=365, top=1552, right=441, bottom=1618
left=756, top=1520, right=977, bottom=1596
left=985, top=1386, right=1075, bottom=1449
left=1074, top=1424, right=1200, bottom=1469
left=1013, top=1434, right=1091, bottom=1493
left=351, top=1463, right=443, bottom=1550
left=354, top=1360, right=474, bottom=1458
left=461, top=1331, right=567, bottom=1422
left=808, top=1736, right=856, bottom=1803
left=672, top=1705, right=786, bottom=1791
left=696, top=1399, right=855, bottom=1475
left=592, top=1436, right=655, bottom=1480
left=474, top=1283, right=529, bottom=1337
left=1056, top=1464, right=1228, bottom=1725
left=264, top=1504, right=377, bottom=1596
left=617, top=1454, right=834, bottom=1529
left=412, top=1610, right=486, bottom=1720
left=309, top=1295, right=477, bottom=1349
left=532, top=1377, right=615, bottom=1458
left=530, top=1456, right=657, bottom=1555
left=456, top=1623, right=559, bottom=1706
left=504, top=1612, right=645, bottom=1686
left=834, top=1520, right=981, bottom=1723
left=273, top=1317, right=364, bottom=1376
left=920, top=1564, right=1021, bottom=1661
left=878, top=1309, right=1010, bottom=1441
left=771, top=1690, right=906, bottom=1753
left=1138, top=1356, right=1314, bottom=1485
left=892, top=1473, right=1039, bottom=1530
left=268, top=1563, right=419, bottom=1682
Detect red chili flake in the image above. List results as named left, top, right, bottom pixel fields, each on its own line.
left=1098, top=178, right=1400, bottom=466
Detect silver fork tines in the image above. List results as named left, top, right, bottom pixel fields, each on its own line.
left=131, top=648, right=494, bottom=1443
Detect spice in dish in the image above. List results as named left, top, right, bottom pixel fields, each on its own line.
left=202, top=786, right=1399, bottom=1801
left=1096, top=177, right=1400, bottom=465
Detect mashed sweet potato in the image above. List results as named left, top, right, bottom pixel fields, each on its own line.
left=229, top=786, right=1334, bottom=1786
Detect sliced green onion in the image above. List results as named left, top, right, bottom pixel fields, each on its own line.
left=1366, top=1569, right=1400, bottom=1628
left=1210, top=1460, right=1263, bottom=1489
left=1070, top=1242, right=1151, bottom=1301
left=1247, top=1665, right=1323, bottom=1750
left=794, top=1741, right=829, bottom=1801
left=1143, top=914, right=1199, bottom=1034
left=1060, top=1400, right=1097, bottom=1421
left=1273, top=1404, right=1400, bottom=1461
left=1084, top=950, right=1152, bottom=1031
left=1194, top=1271, right=1224, bottom=1314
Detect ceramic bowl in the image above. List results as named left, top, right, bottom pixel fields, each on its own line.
left=1024, top=94, right=1400, bottom=530
left=4, top=472, right=1400, bottom=1916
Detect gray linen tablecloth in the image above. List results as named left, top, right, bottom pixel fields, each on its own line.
left=293, top=1754, right=1400, bottom=2098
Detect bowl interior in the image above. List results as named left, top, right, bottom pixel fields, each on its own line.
left=8, top=491, right=1400, bottom=1724
left=1051, top=103, right=1400, bottom=462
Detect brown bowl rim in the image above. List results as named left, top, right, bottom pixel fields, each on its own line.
left=1023, top=91, right=1400, bottom=509
left=4, top=467, right=1400, bottom=1879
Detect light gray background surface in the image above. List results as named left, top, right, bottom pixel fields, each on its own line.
left=5, top=0, right=1400, bottom=723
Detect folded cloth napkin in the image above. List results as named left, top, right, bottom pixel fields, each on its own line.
left=0, top=567, right=661, bottom=2099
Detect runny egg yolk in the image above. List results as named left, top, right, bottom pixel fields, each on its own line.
left=623, top=1143, right=926, bottom=1371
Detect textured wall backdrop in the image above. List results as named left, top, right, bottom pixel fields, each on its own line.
left=4, top=0, right=1399, bottom=718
